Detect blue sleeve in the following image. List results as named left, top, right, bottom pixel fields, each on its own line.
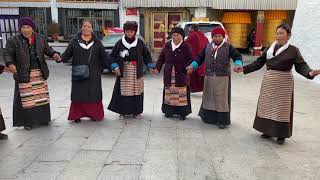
left=147, top=63, right=155, bottom=69
left=111, top=63, right=119, bottom=70
left=191, top=61, right=199, bottom=69
left=234, top=60, right=243, bottom=66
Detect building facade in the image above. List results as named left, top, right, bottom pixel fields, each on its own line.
left=0, top=0, right=120, bottom=47
left=121, top=0, right=298, bottom=52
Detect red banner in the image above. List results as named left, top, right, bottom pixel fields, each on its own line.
left=126, top=8, right=138, bottom=16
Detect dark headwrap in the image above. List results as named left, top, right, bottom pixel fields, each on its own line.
left=18, top=17, right=35, bottom=30
left=123, top=21, right=138, bottom=44
left=171, top=27, right=185, bottom=39
left=123, top=21, right=138, bottom=32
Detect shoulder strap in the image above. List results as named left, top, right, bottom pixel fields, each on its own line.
left=88, top=47, right=93, bottom=64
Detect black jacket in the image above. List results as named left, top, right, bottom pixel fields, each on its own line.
left=3, top=33, right=57, bottom=83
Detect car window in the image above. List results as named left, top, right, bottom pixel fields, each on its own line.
left=101, top=34, right=145, bottom=44
left=102, top=34, right=123, bottom=44
left=184, top=24, right=222, bottom=37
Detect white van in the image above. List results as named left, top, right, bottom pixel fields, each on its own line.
left=176, top=21, right=228, bottom=42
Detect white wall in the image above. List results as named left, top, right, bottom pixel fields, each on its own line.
left=120, top=8, right=140, bottom=33
left=291, top=0, right=320, bottom=83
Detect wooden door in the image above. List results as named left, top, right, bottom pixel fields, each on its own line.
left=152, top=12, right=167, bottom=50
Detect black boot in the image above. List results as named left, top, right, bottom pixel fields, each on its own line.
left=165, top=114, right=172, bottom=118
left=179, top=116, right=186, bottom=120
left=75, top=119, right=81, bottom=123
left=218, top=124, right=226, bottom=129
left=277, top=138, right=285, bottom=145
left=24, top=126, right=32, bottom=130
left=260, top=134, right=271, bottom=139
left=0, top=133, right=8, bottom=139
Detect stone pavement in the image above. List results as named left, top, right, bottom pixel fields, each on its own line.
left=0, top=57, right=320, bottom=180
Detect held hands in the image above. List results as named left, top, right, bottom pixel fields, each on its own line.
left=233, top=66, right=244, bottom=73
left=186, top=66, right=193, bottom=75
left=309, top=69, right=320, bottom=78
left=8, top=64, right=17, bottom=73
left=53, top=53, right=62, bottom=62
left=113, top=68, right=121, bottom=76
left=150, top=68, right=159, bottom=75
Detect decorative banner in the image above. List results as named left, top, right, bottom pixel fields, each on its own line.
left=126, top=8, right=138, bottom=16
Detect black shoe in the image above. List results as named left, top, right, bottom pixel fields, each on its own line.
left=24, top=126, right=32, bottom=130
left=261, top=134, right=271, bottom=139
left=165, top=114, right=172, bottom=118
left=0, top=133, right=8, bottom=140
left=277, top=138, right=285, bottom=145
left=218, top=124, right=226, bottom=129
left=74, top=119, right=81, bottom=123
left=180, top=116, right=186, bottom=120
left=41, top=122, right=50, bottom=126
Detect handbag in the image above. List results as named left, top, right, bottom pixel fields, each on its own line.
left=72, top=47, right=93, bottom=81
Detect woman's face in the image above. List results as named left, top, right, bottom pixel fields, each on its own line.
left=81, top=21, right=93, bottom=36
left=172, top=33, right=183, bottom=45
left=212, top=34, right=224, bottom=45
left=20, top=25, right=33, bottom=39
left=276, top=27, right=291, bottom=45
left=125, top=30, right=136, bottom=39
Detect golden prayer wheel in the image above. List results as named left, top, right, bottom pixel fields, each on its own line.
left=263, top=10, right=288, bottom=47
left=222, top=12, right=251, bottom=48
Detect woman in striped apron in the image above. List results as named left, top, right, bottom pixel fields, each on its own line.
left=153, top=27, right=193, bottom=120
left=234, top=24, right=320, bottom=144
left=4, top=17, right=61, bottom=130
left=108, top=21, right=154, bottom=119
left=187, top=27, right=243, bottom=129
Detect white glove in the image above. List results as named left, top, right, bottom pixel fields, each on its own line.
left=120, top=50, right=129, bottom=58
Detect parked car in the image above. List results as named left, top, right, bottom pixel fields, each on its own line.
left=176, top=21, right=228, bottom=42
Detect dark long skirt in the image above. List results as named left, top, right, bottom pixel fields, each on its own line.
left=161, top=87, right=192, bottom=118
left=0, top=107, right=5, bottom=132
left=108, top=79, right=144, bottom=115
left=253, top=70, right=294, bottom=138
left=13, top=70, right=51, bottom=127
left=198, top=75, right=231, bottom=126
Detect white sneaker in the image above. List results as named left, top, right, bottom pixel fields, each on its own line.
left=119, top=115, right=125, bottom=120
left=134, top=114, right=142, bottom=119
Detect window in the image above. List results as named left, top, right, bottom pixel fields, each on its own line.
left=64, top=9, right=117, bottom=38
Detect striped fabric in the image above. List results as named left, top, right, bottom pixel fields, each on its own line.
left=19, top=69, right=50, bottom=109
left=164, top=67, right=188, bottom=106
left=257, top=70, right=293, bottom=123
left=120, top=62, right=144, bottom=96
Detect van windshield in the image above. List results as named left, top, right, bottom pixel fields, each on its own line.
left=184, top=24, right=222, bottom=36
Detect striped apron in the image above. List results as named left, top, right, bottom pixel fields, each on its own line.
left=164, top=67, right=188, bottom=106
left=257, top=70, right=293, bottom=123
left=120, top=61, right=144, bottom=96
left=18, top=69, right=50, bottom=109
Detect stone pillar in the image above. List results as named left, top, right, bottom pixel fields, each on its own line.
left=253, top=11, right=264, bottom=56
left=50, top=0, right=58, bottom=23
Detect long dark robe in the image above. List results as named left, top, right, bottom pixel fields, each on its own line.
left=243, top=45, right=313, bottom=138
left=13, top=40, right=51, bottom=127
left=61, top=34, right=107, bottom=120
left=61, top=34, right=107, bottom=103
left=195, top=42, right=242, bottom=126
left=108, top=43, right=151, bottom=115
left=155, top=41, right=193, bottom=118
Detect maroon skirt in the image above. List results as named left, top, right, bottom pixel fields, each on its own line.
left=68, top=101, right=104, bottom=121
